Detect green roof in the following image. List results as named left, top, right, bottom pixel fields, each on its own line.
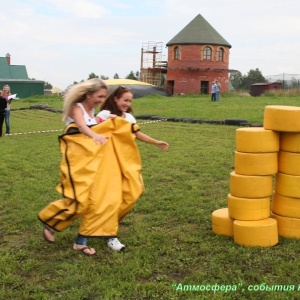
left=166, top=14, right=231, bottom=48
left=0, top=57, right=29, bottom=79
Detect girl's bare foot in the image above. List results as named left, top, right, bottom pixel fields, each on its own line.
left=73, top=243, right=96, bottom=256
left=43, top=225, right=55, bottom=243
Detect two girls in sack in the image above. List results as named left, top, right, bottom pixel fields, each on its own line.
left=38, top=81, right=168, bottom=255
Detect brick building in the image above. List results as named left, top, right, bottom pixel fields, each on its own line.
left=166, top=14, right=231, bottom=96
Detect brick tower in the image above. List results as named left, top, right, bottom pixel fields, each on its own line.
left=166, top=14, right=231, bottom=96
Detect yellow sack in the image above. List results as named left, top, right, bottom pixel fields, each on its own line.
left=38, top=117, right=144, bottom=236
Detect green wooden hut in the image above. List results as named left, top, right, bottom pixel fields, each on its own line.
left=0, top=53, right=44, bottom=98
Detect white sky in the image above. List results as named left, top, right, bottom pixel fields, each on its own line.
left=2, top=0, right=300, bottom=89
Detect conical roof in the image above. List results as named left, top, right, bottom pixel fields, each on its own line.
left=166, top=14, right=231, bottom=48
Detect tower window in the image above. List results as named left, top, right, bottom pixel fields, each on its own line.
left=203, top=46, right=212, bottom=60
left=174, top=46, right=181, bottom=60
left=217, top=48, right=224, bottom=61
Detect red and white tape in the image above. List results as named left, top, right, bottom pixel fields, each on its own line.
left=4, top=119, right=167, bottom=137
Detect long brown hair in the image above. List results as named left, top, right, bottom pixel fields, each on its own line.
left=101, top=86, right=133, bottom=116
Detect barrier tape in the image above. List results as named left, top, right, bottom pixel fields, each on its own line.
left=4, top=119, right=167, bottom=137
left=138, top=119, right=167, bottom=125
left=5, top=129, right=63, bottom=136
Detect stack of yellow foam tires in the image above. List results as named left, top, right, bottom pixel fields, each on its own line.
left=212, top=105, right=300, bottom=247
left=230, top=127, right=279, bottom=247
left=264, top=106, right=300, bottom=239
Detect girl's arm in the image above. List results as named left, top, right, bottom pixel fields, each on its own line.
left=71, top=106, right=107, bottom=145
left=135, top=131, right=169, bottom=150
left=95, top=110, right=117, bottom=123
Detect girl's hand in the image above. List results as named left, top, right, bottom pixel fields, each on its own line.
left=155, top=141, right=169, bottom=150
left=93, top=134, right=108, bottom=145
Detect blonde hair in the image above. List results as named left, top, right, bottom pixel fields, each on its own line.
left=62, top=78, right=107, bottom=122
left=2, top=84, right=11, bottom=96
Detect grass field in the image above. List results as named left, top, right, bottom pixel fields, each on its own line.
left=1, top=93, right=300, bottom=299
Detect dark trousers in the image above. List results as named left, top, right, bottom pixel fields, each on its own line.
left=0, top=110, right=5, bottom=137
left=211, top=93, right=216, bottom=101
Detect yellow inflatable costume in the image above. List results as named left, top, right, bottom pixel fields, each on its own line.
left=38, top=117, right=144, bottom=237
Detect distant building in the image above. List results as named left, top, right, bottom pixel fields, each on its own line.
left=0, top=53, right=44, bottom=98
left=165, top=14, right=232, bottom=96
left=250, top=82, right=283, bottom=96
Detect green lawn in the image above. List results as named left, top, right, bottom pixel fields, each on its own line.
left=1, top=93, right=300, bottom=299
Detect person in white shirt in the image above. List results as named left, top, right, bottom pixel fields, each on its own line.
left=97, top=86, right=169, bottom=149
left=73, top=85, right=169, bottom=252
left=2, top=84, right=12, bottom=134
left=62, top=80, right=108, bottom=144
left=215, top=80, right=221, bottom=102
left=39, top=78, right=108, bottom=256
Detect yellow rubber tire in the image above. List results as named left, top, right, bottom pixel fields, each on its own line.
left=233, top=218, right=278, bottom=247
left=230, top=171, right=273, bottom=198
left=278, top=151, right=300, bottom=176
left=280, top=132, right=300, bottom=153
left=227, top=194, right=270, bottom=221
left=236, top=127, right=279, bottom=153
left=234, top=151, right=278, bottom=175
left=271, top=212, right=300, bottom=239
left=271, top=193, right=300, bottom=218
left=275, top=172, right=300, bottom=198
left=211, top=208, right=234, bottom=237
left=264, top=105, right=300, bottom=132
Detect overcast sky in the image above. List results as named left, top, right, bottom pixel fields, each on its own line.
left=2, top=0, right=300, bottom=89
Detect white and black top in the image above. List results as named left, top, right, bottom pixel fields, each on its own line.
left=66, top=103, right=97, bottom=126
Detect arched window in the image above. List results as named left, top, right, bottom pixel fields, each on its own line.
left=174, top=46, right=181, bottom=60
left=217, top=48, right=224, bottom=61
left=203, top=46, right=212, bottom=60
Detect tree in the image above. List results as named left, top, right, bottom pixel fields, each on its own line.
left=100, top=75, right=109, bottom=80
left=242, top=68, right=266, bottom=90
left=113, top=73, right=120, bottom=79
left=88, top=73, right=99, bottom=79
left=229, top=71, right=243, bottom=90
left=126, top=71, right=138, bottom=80
left=289, top=77, right=300, bottom=89
left=229, top=68, right=266, bottom=90
left=44, top=82, right=52, bottom=89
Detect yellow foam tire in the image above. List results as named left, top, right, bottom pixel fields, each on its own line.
left=271, top=212, right=300, bottom=239
left=271, top=193, right=300, bottom=218
left=278, top=151, right=300, bottom=176
left=230, top=171, right=273, bottom=198
left=264, top=105, right=300, bottom=132
left=275, top=172, right=300, bottom=198
left=236, top=128, right=279, bottom=153
left=227, top=194, right=270, bottom=221
left=234, top=151, right=278, bottom=175
left=211, top=208, right=234, bottom=237
left=280, top=132, right=300, bottom=153
left=233, top=218, right=278, bottom=247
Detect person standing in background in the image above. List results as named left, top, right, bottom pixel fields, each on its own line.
left=211, top=80, right=217, bottom=101
left=2, top=84, right=12, bottom=134
left=215, top=80, right=221, bottom=102
left=0, top=90, right=7, bottom=137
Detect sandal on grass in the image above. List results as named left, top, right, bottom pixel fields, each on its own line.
left=43, top=225, right=55, bottom=243
left=73, top=244, right=96, bottom=256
